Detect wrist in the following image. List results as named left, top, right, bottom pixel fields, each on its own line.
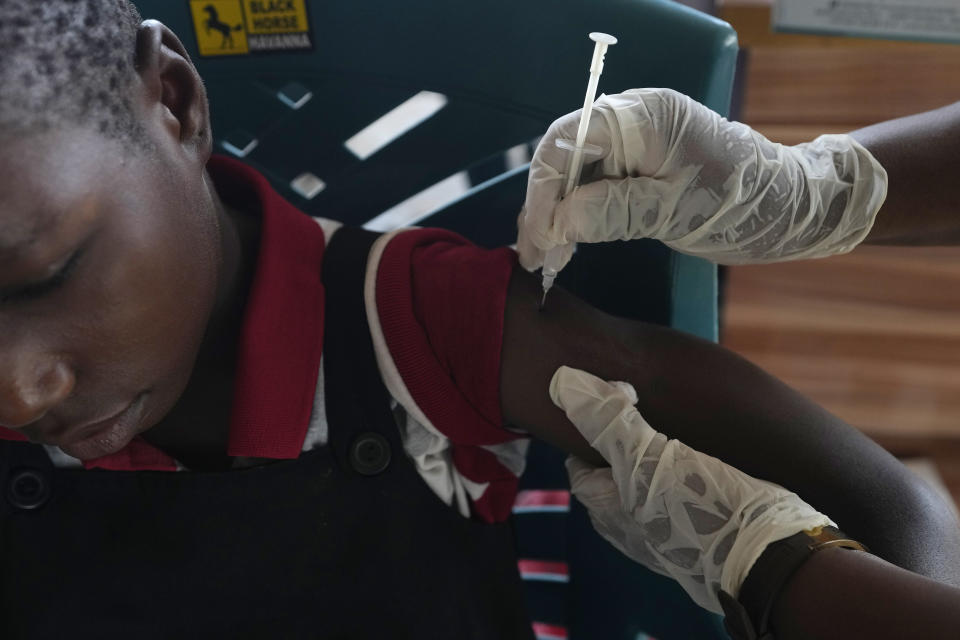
left=767, top=546, right=850, bottom=637
left=796, top=134, right=888, bottom=258
left=719, top=526, right=868, bottom=640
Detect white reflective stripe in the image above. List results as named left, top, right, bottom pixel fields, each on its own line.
left=362, top=171, right=471, bottom=232
left=221, top=137, right=257, bottom=158
left=344, top=91, right=448, bottom=160
left=504, top=143, right=531, bottom=170
left=290, top=172, right=326, bottom=200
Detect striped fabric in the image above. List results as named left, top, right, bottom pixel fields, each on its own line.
left=517, top=559, right=570, bottom=583
left=513, top=490, right=571, bottom=514
left=531, top=621, right=569, bottom=640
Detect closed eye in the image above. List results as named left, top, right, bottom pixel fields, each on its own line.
left=0, top=248, right=84, bottom=306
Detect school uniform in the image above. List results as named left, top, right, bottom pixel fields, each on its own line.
left=0, top=156, right=534, bottom=638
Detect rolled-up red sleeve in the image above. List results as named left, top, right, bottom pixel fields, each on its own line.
left=375, top=228, right=527, bottom=522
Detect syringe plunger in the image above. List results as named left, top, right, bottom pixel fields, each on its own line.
left=539, top=32, right=617, bottom=309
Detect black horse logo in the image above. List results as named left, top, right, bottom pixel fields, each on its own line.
left=203, top=5, right=243, bottom=49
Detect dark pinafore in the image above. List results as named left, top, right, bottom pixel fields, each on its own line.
left=0, top=226, right=533, bottom=639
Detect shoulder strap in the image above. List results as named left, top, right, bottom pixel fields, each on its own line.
left=320, top=226, right=402, bottom=475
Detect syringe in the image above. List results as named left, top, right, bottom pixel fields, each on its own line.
left=540, top=32, right=617, bottom=310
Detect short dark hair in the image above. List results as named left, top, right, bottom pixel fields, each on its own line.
left=0, top=0, right=146, bottom=145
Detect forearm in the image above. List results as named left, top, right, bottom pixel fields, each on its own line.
left=771, top=548, right=960, bottom=639
left=852, top=101, right=960, bottom=245
left=622, top=322, right=960, bottom=587
left=501, top=267, right=960, bottom=585
left=619, top=322, right=960, bottom=586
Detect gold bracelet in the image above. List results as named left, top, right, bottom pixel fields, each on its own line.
left=804, top=525, right=869, bottom=553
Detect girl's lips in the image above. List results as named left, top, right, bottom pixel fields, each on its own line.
left=58, top=405, right=130, bottom=444
left=58, top=394, right=146, bottom=460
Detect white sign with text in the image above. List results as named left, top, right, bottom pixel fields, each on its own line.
left=774, top=0, right=960, bottom=43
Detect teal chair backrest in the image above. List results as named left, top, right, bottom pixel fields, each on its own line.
left=135, top=0, right=734, bottom=342
left=133, top=1, right=737, bottom=637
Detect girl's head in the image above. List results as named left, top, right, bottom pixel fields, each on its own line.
left=0, top=2, right=231, bottom=459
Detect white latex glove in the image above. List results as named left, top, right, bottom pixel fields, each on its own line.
left=518, top=88, right=888, bottom=271
left=550, top=365, right=835, bottom=614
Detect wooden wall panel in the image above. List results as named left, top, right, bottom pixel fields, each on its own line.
left=743, top=48, right=960, bottom=126
left=722, top=5, right=960, bottom=137
left=717, top=6, right=960, bottom=503
left=723, top=247, right=960, bottom=437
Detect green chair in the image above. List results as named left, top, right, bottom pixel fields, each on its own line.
left=133, top=1, right=738, bottom=637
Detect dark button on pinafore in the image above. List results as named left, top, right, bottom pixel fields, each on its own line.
left=0, top=227, right=533, bottom=639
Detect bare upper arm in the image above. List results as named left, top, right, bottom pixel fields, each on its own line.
left=499, top=264, right=960, bottom=584
left=499, top=266, right=648, bottom=467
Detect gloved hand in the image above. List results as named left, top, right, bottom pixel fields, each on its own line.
left=518, top=88, right=888, bottom=271
left=550, top=365, right=834, bottom=614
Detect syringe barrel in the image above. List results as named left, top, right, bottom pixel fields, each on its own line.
left=557, top=139, right=605, bottom=198
left=542, top=246, right=565, bottom=279
left=540, top=32, right=616, bottom=302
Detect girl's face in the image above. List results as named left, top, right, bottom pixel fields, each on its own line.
left=0, top=126, right=221, bottom=460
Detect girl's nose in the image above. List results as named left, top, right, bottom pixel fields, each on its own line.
left=0, top=358, right=75, bottom=430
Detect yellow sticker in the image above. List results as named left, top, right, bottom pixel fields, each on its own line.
left=190, top=0, right=312, bottom=57
left=243, top=0, right=309, bottom=34
left=190, top=1, right=249, bottom=56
